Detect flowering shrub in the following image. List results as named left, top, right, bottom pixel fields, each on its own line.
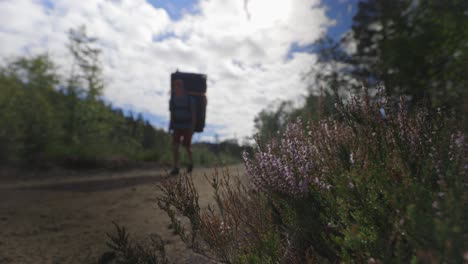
left=244, top=120, right=315, bottom=197
left=156, top=91, right=465, bottom=263
left=242, top=92, right=466, bottom=262
left=157, top=168, right=283, bottom=263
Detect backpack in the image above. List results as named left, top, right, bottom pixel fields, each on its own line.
left=169, top=71, right=207, bottom=132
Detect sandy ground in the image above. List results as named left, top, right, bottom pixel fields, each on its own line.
left=0, top=165, right=245, bottom=264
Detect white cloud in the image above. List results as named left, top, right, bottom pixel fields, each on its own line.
left=0, top=0, right=332, bottom=140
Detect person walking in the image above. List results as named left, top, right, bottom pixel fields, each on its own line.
left=169, top=79, right=196, bottom=175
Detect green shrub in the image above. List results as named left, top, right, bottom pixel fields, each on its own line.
left=241, top=92, right=465, bottom=262
left=100, top=222, right=168, bottom=264
left=156, top=91, right=465, bottom=263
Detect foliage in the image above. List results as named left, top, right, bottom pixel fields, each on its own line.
left=100, top=222, right=168, bottom=264
left=254, top=92, right=338, bottom=142
left=188, top=142, right=247, bottom=167
left=156, top=168, right=283, bottom=263
left=157, top=90, right=465, bottom=263
left=0, top=53, right=171, bottom=168
left=0, top=55, right=62, bottom=166
left=351, top=0, right=467, bottom=110
left=68, top=25, right=104, bottom=100
left=243, top=91, right=465, bottom=262
left=254, top=101, right=293, bottom=143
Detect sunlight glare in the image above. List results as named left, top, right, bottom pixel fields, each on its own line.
left=248, top=0, right=292, bottom=27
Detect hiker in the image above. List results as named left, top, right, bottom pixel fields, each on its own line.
left=169, top=79, right=196, bottom=175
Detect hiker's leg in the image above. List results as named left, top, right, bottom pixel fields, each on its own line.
left=183, top=144, right=193, bottom=173
left=182, top=129, right=194, bottom=172
left=172, top=130, right=182, bottom=170
left=170, top=143, right=180, bottom=176
left=184, top=144, right=192, bottom=164
left=173, top=142, right=180, bottom=168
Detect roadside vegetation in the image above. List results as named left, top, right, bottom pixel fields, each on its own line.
left=153, top=92, right=464, bottom=263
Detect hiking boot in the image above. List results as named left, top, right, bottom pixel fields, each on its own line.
left=187, top=164, right=193, bottom=173
left=169, top=168, right=179, bottom=176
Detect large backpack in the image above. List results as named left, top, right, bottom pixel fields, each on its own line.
left=169, top=71, right=207, bottom=132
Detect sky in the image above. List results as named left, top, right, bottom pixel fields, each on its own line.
left=0, top=0, right=357, bottom=142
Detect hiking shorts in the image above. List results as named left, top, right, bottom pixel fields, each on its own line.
left=172, top=129, right=193, bottom=147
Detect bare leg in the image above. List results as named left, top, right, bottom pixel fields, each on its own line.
left=172, top=142, right=180, bottom=174
left=184, top=145, right=193, bottom=165
left=184, top=145, right=193, bottom=173
left=173, top=143, right=180, bottom=168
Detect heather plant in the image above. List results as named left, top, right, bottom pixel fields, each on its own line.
left=155, top=90, right=465, bottom=263
left=157, top=168, right=283, bottom=263
left=243, top=91, right=466, bottom=262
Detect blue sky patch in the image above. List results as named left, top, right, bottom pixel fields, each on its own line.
left=147, top=0, right=199, bottom=20
left=152, top=31, right=176, bottom=42
left=40, top=0, right=54, bottom=10
left=286, top=42, right=316, bottom=60
left=286, top=0, right=358, bottom=60
left=323, top=0, right=358, bottom=40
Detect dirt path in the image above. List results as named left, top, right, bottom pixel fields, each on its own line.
left=0, top=165, right=245, bottom=264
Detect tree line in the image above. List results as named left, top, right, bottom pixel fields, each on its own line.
left=0, top=26, right=241, bottom=169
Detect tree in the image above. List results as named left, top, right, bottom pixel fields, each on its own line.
left=351, top=0, right=468, bottom=110
left=254, top=101, right=292, bottom=142
left=311, top=36, right=357, bottom=97
left=0, top=69, right=25, bottom=163
left=67, top=25, right=104, bottom=100
left=64, top=25, right=110, bottom=155
left=0, top=55, right=61, bottom=165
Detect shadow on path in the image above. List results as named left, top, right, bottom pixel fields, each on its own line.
left=19, top=174, right=165, bottom=193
